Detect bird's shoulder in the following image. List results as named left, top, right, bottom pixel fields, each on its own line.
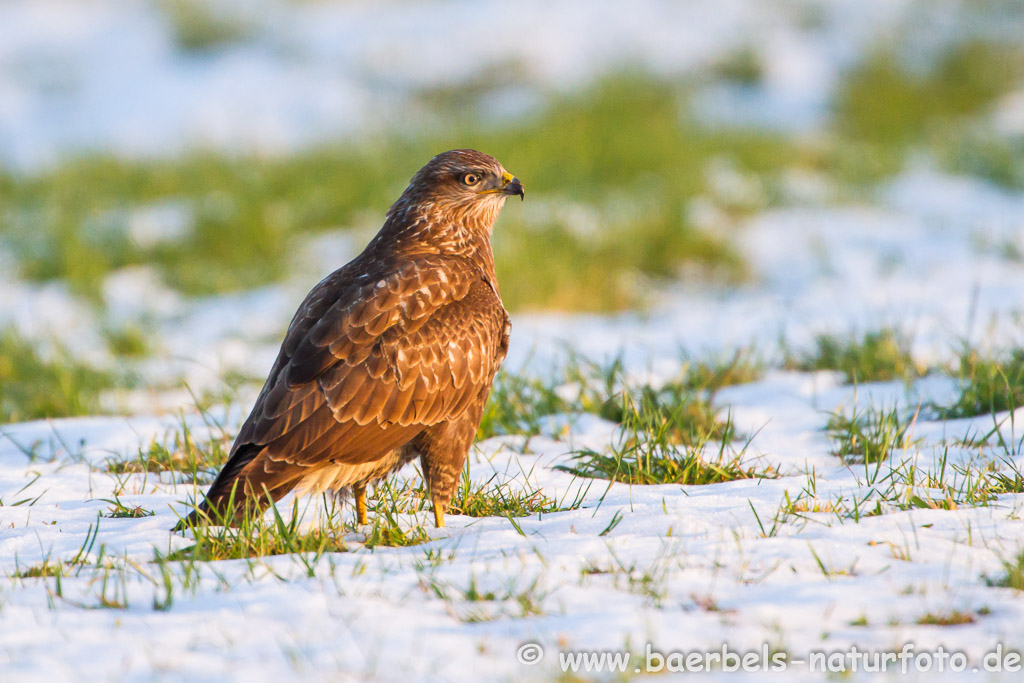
left=277, top=252, right=502, bottom=387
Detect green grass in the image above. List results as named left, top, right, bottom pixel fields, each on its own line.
left=158, top=0, right=254, bottom=53
left=376, top=463, right=580, bottom=520
left=446, top=472, right=563, bottom=517
left=9, top=560, right=70, bottom=579
left=479, top=351, right=760, bottom=441
left=786, top=449, right=1014, bottom=524
left=361, top=509, right=432, bottom=549
left=5, top=42, right=1018, bottom=317
left=678, top=348, right=764, bottom=394
left=556, top=390, right=770, bottom=486
left=826, top=404, right=917, bottom=463
left=170, top=501, right=353, bottom=562
left=710, top=46, right=764, bottom=85
left=477, top=368, right=571, bottom=440
left=103, top=325, right=150, bottom=358
left=0, top=331, right=118, bottom=423
left=984, top=458, right=1024, bottom=496
left=0, top=39, right=1018, bottom=320
left=935, top=347, right=1024, bottom=419
left=106, top=424, right=230, bottom=484
left=596, top=383, right=735, bottom=447
left=560, top=438, right=762, bottom=486
left=831, top=40, right=1024, bottom=184
left=988, top=550, right=1024, bottom=591
left=915, top=611, right=977, bottom=626
left=786, top=328, right=921, bottom=384
left=101, top=495, right=155, bottom=519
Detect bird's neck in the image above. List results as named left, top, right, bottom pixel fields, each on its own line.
left=377, top=204, right=499, bottom=280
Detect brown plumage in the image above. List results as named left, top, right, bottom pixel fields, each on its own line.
left=179, top=149, right=523, bottom=529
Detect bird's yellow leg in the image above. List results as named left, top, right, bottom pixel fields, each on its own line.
left=433, top=505, right=445, bottom=528
left=354, top=485, right=368, bottom=525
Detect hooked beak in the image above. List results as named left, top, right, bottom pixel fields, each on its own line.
left=500, top=171, right=525, bottom=200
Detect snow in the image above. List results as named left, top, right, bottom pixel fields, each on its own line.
left=993, top=89, right=1024, bottom=138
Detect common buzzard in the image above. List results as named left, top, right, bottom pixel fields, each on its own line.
left=180, top=149, right=523, bottom=529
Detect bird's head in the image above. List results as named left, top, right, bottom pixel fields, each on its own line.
left=398, top=149, right=524, bottom=228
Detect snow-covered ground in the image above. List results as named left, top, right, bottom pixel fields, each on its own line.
left=6, top=0, right=1024, bottom=680
left=4, top=364, right=1024, bottom=680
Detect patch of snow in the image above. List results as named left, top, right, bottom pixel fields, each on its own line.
left=103, top=266, right=186, bottom=327
left=125, top=200, right=195, bottom=249
left=992, top=88, right=1024, bottom=138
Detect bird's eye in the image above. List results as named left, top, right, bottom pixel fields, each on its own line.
left=462, top=173, right=481, bottom=186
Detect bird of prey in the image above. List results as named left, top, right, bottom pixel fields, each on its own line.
left=180, top=149, right=523, bottom=529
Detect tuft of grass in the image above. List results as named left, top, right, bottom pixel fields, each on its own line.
left=679, top=348, right=764, bottom=395
left=106, top=424, right=230, bottom=484
left=814, top=449, right=1012, bottom=522
left=9, top=560, right=69, bottom=579
left=0, top=331, right=117, bottom=423
left=477, top=355, right=625, bottom=440
left=837, top=42, right=1023, bottom=146
left=988, top=550, right=1024, bottom=591
left=447, top=472, right=563, bottom=518
left=935, top=347, right=1024, bottom=419
left=103, top=325, right=150, bottom=358
left=597, top=384, right=735, bottom=447
left=943, top=132, right=1024, bottom=190
left=710, top=46, right=764, bottom=85
left=425, top=575, right=547, bottom=622
left=826, top=404, right=917, bottom=463
left=985, top=458, right=1024, bottom=496
left=493, top=204, right=743, bottom=312
left=360, top=506, right=432, bottom=549
left=171, top=500, right=351, bottom=562
left=101, top=495, right=155, bottom=518
left=377, top=463, right=579, bottom=521
left=557, top=390, right=770, bottom=485
left=915, top=611, right=977, bottom=626
left=478, top=351, right=759, bottom=441
left=477, top=369, right=570, bottom=440
left=158, top=0, right=254, bottom=52
left=787, top=328, right=920, bottom=384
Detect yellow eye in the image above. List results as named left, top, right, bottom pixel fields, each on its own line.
left=462, top=173, right=481, bottom=186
